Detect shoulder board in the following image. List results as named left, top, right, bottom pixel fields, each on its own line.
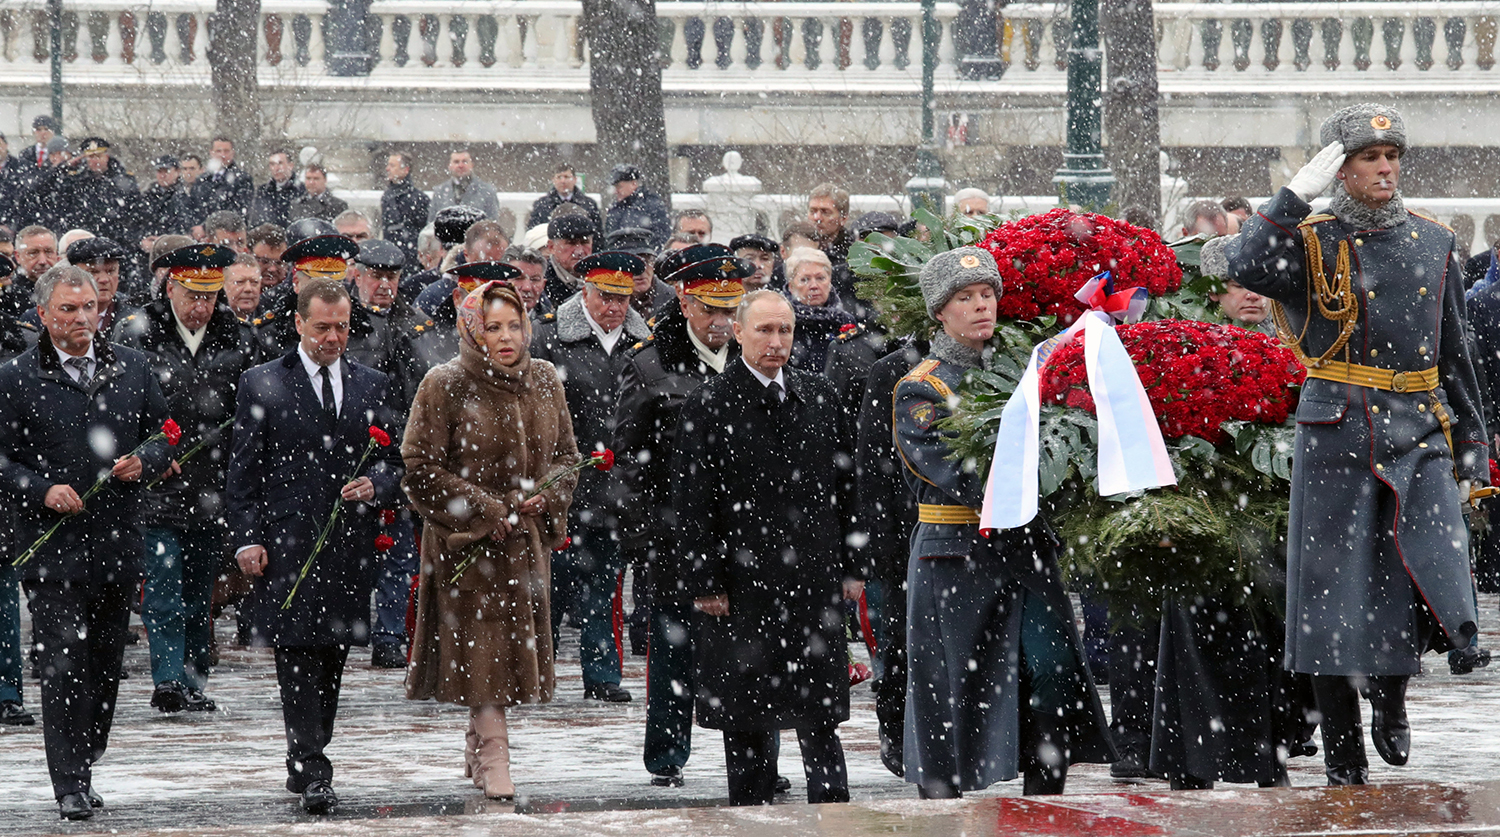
left=1298, top=213, right=1336, bottom=228
left=1408, top=209, right=1453, bottom=231
left=900, top=358, right=953, bottom=399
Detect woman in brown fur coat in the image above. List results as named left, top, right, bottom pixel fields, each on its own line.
left=402, top=278, right=580, bottom=799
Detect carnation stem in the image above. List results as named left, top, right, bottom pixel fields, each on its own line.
left=282, top=438, right=379, bottom=610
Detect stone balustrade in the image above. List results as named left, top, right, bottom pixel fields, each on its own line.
left=2, top=1, right=1497, bottom=93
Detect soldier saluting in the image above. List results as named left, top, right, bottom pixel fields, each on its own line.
left=1227, top=104, right=1488, bottom=785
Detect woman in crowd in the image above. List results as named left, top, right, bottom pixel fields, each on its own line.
left=402, top=278, right=581, bottom=799
left=782, top=246, right=854, bottom=372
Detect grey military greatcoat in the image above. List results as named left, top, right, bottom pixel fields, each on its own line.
left=1227, top=187, right=1487, bottom=676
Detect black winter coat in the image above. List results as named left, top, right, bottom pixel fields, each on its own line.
left=114, top=300, right=262, bottom=531
left=530, top=295, right=652, bottom=526
left=673, top=361, right=865, bottom=730
left=137, top=182, right=192, bottom=237
left=202, top=162, right=254, bottom=218
left=0, top=334, right=172, bottom=583
left=226, top=352, right=404, bottom=647
left=603, top=188, right=671, bottom=249
left=788, top=297, right=854, bottom=373
left=853, top=339, right=926, bottom=584
left=610, top=301, right=737, bottom=594
left=528, top=187, right=600, bottom=229
left=249, top=178, right=305, bottom=228
left=381, top=178, right=431, bottom=264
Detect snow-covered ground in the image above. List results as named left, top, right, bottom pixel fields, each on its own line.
left=4, top=593, right=1500, bottom=836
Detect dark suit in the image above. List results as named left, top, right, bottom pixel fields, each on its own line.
left=673, top=359, right=864, bottom=805
left=0, top=333, right=171, bottom=800
left=226, top=350, right=403, bottom=790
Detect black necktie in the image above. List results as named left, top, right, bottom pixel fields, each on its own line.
left=319, top=366, right=337, bottom=420
left=764, top=380, right=784, bottom=408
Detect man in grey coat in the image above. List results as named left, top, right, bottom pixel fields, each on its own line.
left=1227, top=103, right=1488, bottom=785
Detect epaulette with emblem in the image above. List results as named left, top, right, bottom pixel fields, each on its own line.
left=901, top=358, right=953, bottom=399
left=1408, top=208, right=1453, bottom=232
left=1298, top=213, right=1336, bottom=228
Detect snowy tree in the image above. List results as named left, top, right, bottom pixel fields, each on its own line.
left=582, top=0, right=669, bottom=196
left=1102, top=0, right=1160, bottom=222
left=208, top=0, right=262, bottom=152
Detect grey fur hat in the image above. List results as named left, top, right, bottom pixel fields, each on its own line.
left=1319, top=103, right=1407, bottom=156
left=1199, top=234, right=1237, bottom=279
left=919, top=246, right=1002, bottom=317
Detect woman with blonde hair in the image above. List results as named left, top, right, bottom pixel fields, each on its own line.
left=402, top=271, right=580, bottom=799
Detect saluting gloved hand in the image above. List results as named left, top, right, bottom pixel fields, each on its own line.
left=1287, top=141, right=1346, bottom=203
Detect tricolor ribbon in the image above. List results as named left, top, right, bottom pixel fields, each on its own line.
left=979, top=272, right=1176, bottom=532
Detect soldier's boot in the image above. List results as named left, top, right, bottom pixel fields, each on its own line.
left=1021, top=711, right=1069, bottom=796
left=1364, top=675, right=1410, bottom=766
left=472, top=704, right=514, bottom=800
left=1312, top=675, right=1369, bottom=785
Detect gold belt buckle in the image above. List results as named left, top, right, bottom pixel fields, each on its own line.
left=1390, top=371, right=1409, bottom=393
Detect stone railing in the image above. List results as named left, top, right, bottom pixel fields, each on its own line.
left=2, top=1, right=1498, bottom=92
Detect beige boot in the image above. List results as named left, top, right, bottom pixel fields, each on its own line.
left=472, top=704, right=514, bottom=800
left=465, top=713, right=479, bottom=783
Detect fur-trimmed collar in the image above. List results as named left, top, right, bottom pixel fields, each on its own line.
left=1329, top=183, right=1407, bottom=230
left=930, top=330, right=987, bottom=370
left=554, top=294, right=651, bottom=345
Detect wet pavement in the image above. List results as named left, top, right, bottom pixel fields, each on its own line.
left=4, top=593, right=1500, bottom=836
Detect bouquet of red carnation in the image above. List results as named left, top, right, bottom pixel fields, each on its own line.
left=449, top=450, right=612, bottom=583
left=979, top=209, right=1182, bottom=323
left=283, top=426, right=391, bottom=609
left=1039, top=320, right=1305, bottom=446
left=13, top=419, right=181, bottom=567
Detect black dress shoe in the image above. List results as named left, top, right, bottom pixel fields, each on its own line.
left=1109, top=749, right=1162, bottom=780
left=1325, top=763, right=1369, bottom=786
left=0, top=699, right=35, bottom=726
left=301, top=780, right=339, bottom=815
left=371, top=643, right=406, bottom=669
left=1288, top=739, right=1318, bottom=759
left=584, top=682, right=632, bottom=703
left=650, top=768, right=684, bottom=787
left=775, top=774, right=791, bottom=794
left=1450, top=645, right=1491, bottom=675
left=151, top=681, right=188, bottom=713
left=183, top=688, right=218, bottom=712
left=86, top=787, right=103, bottom=808
left=58, top=793, right=93, bottom=821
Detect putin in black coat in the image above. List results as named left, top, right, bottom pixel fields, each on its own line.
left=227, top=280, right=404, bottom=814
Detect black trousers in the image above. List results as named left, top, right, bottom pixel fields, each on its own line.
left=722, top=724, right=848, bottom=806
left=275, top=645, right=350, bottom=791
left=24, top=580, right=131, bottom=800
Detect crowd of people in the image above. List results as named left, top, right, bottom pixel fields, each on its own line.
left=1, top=100, right=1497, bottom=823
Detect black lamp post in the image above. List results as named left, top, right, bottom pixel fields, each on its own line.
left=1052, top=0, right=1114, bottom=209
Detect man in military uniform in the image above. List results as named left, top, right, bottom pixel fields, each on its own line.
left=414, top=218, right=510, bottom=334
left=611, top=246, right=749, bottom=786
left=348, top=238, right=434, bottom=667
left=607, top=227, right=673, bottom=321
left=1227, top=104, right=1488, bottom=785
left=40, top=237, right=139, bottom=338
left=58, top=138, right=139, bottom=248
left=114, top=243, right=260, bottom=713
left=532, top=251, right=652, bottom=703
left=895, top=248, right=1113, bottom=799
left=541, top=211, right=597, bottom=310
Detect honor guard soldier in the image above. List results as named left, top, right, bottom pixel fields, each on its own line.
left=894, top=247, right=1113, bottom=799
left=1228, top=104, right=1488, bottom=785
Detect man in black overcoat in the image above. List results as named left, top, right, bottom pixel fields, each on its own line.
left=0, top=264, right=172, bottom=820
left=673, top=290, right=867, bottom=806
left=612, top=249, right=747, bottom=787
left=227, top=280, right=404, bottom=814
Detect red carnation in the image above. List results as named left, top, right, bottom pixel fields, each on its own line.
left=1039, top=320, right=1304, bottom=445
left=978, top=209, right=1182, bottom=324
left=593, top=450, right=615, bottom=472
left=839, top=323, right=858, bottom=334
left=374, top=534, right=395, bottom=552
left=369, top=426, right=391, bottom=447
left=162, top=419, right=183, bottom=446
left=380, top=509, right=397, bottom=526
left=1490, top=459, right=1500, bottom=487
left=555, top=536, right=572, bottom=552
